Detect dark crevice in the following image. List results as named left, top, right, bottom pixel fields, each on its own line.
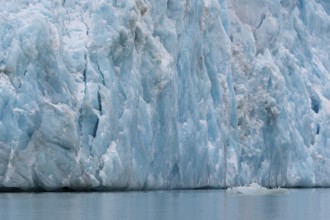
left=170, top=163, right=180, bottom=186
left=92, top=117, right=99, bottom=138
left=97, top=87, right=103, bottom=114
left=230, top=34, right=233, bottom=42
left=78, top=52, right=88, bottom=145
left=311, top=95, right=320, bottom=113
left=78, top=13, right=90, bottom=142
left=256, top=13, right=266, bottom=30
left=95, top=56, right=106, bottom=86
left=23, top=58, right=30, bottom=76
left=81, top=15, right=90, bottom=38
left=92, top=88, right=102, bottom=139
left=24, top=129, right=35, bottom=148
left=83, top=53, right=87, bottom=83
left=17, top=59, right=30, bottom=91
left=316, top=123, right=320, bottom=135
left=27, top=130, right=34, bottom=140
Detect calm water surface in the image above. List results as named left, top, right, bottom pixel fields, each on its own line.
left=0, top=188, right=329, bottom=220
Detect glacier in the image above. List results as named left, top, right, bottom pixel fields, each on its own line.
left=0, top=0, right=329, bottom=190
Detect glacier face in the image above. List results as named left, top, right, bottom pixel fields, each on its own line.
left=0, top=0, right=329, bottom=190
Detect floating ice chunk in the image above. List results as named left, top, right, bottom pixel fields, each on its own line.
left=227, top=183, right=288, bottom=195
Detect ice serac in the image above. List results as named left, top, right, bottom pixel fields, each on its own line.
left=0, top=0, right=329, bottom=190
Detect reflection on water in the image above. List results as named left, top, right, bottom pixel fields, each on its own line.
left=0, top=188, right=329, bottom=220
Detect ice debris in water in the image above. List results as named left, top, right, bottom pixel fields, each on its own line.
left=227, top=183, right=288, bottom=195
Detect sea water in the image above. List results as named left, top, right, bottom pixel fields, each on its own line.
left=0, top=188, right=329, bottom=220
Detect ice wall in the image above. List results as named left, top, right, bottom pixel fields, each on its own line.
left=0, top=0, right=329, bottom=190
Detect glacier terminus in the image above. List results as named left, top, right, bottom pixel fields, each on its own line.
left=0, top=0, right=329, bottom=190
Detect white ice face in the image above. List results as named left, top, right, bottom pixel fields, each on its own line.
left=0, top=0, right=329, bottom=190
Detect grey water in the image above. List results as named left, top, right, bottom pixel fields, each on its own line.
left=0, top=188, right=329, bottom=220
